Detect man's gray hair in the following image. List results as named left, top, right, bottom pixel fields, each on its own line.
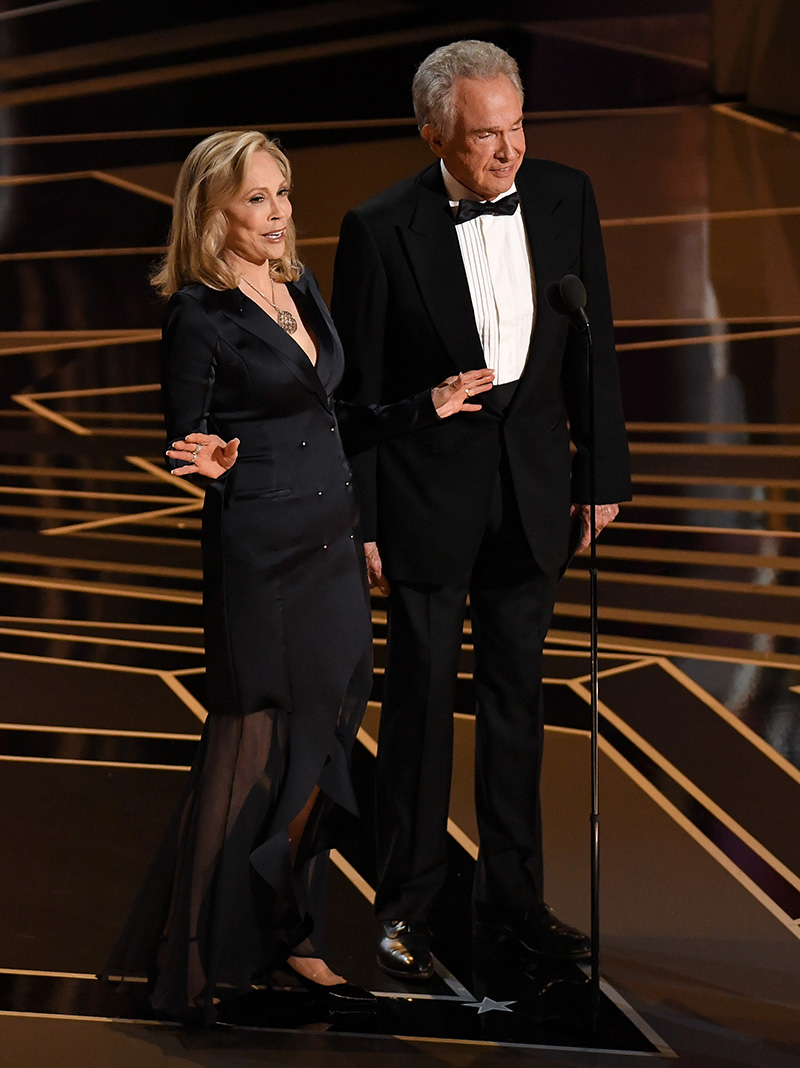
left=412, top=40, right=524, bottom=136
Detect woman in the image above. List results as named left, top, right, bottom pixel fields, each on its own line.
left=99, top=130, right=492, bottom=1025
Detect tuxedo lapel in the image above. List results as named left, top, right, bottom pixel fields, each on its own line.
left=513, top=165, right=576, bottom=401
left=215, top=286, right=331, bottom=410
left=399, top=165, right=486, bottom=373
left=518, top=170, right=563, bottom=309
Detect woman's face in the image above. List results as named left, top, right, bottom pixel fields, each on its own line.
left=223, top=149, right=292, bottom=266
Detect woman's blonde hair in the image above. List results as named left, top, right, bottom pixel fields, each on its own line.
left=151, top=130, right=303, bottom=297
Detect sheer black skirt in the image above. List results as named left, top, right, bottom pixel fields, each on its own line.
left=99, top=645, right=371, bottom=1025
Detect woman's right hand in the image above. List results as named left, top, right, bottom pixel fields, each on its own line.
left=167, top=433, right=239, bottom=479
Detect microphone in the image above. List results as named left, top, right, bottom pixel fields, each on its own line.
left=545, top=274, right=589, bottom=333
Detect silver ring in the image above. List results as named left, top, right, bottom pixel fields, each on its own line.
left=464, top=388, right=471, bottom=397
left=193, top=444, right=202, bottom=456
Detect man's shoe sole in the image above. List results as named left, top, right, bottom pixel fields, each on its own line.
left=376, top=957, right=435, bottom=980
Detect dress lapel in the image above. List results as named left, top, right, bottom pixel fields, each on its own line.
left=399, top=165, right=487, bottom=373
left=216, top=285, right=331, bottom=410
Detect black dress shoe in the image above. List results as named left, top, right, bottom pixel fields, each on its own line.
left=377, top=920, right=434, bottom=979
left=475, top=903, right=591, bottom=961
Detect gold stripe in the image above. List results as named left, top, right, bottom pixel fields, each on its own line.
left=91, top=169, right=172, bottom=204
left=0, top=247, right=164, bottom=262
left=597, top=543, right=800, bottom=573
left=1, top=332, right=159, bottom=356
left=616, top=316, right=800, bottom=326
left=568, top=569, right=800, bottom=600
left=21, top=382, right=159, bottom=399
left=612, top=520, right=800, bottom=540
left=0, top=487, right=192, bottom=504
left=0, top=572, right=201, bottom=604
left=712, top=101, right=798, bottom=136
left=602, top=740, right=800, bottom=933
left=125, top=455, right=206, bottom=498
left=625, top=494, right=800, bottom=512
left=0, top=625, right=202, bottom=653
left=655, top=659, right=800, bottom=786
left=604, top=205, right=800, bottom=227
left=634, top=474, right=800, bottom=487
left=11, top=395, right=91, bottom=435
left=0, top=464, right=152, bottom=481
left=628, top=421, right=800, bottom=434
left=571, top=657, right=662, bottom=683
left=0, top=170, right=92, bottom=185
left=59, top=412, right=161, bottom=423
left=158, top=672, right=208, bottom=723
left=0, top=549, right=201, bottom=579
left=0, top=505, right=109, bottom=520
left=82, top=428, right=162, bottom=438
left=547, top=629, right=800, bottom=671
left=573, top=678, right=800, bottom=890
left=618, top=327, right=800, bottom=351
left=0, top=2, right=414, bottom=78
left=42, top=500, right=202, bottom=537
left=629, top=443, right=800, bottom=457
left=330, top=849, right=375, bottom=904
left=0, top=754, right=190, bottom=770
left=0, top=648, right=172, bottom=673
left=0, top=723, right=200, bottom=740
left=0, top=615, right=201, bottom=633
left=555, top=601, right=800, bottom=639
left=0, top=20, right=501, bottom=108
left=76, top=530, right=202, bottom=548
left=0, top=105, right=689, bottom=147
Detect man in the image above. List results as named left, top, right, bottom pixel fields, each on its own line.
left=332, top=40, right=631, bottom=979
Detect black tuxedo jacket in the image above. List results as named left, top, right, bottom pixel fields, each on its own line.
left=332, top=159, right=631, bottom=584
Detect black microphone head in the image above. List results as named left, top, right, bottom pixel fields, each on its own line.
left=545, top=280, right=568, bottom=315
left=558, top=274, right=587, bottom=314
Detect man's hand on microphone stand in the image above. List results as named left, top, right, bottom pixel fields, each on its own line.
left=571, top=503, right=620, bottom=553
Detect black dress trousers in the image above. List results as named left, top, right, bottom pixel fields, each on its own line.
left=375, top=424, right=560, bottom=925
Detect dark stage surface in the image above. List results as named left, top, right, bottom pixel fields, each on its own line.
left=1, top=2, right=800, bottom=1065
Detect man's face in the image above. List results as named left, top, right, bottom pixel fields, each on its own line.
left=423, top=75, right=525, bottom=201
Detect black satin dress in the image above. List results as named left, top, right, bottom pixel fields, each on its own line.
left=99, top=270, right=436, bottom=1023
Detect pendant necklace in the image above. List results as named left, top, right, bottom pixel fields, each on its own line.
left=241, top=274, right=298, bottom=335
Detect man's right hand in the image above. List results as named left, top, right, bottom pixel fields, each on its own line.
left=364, top=541, right=391, bottom=596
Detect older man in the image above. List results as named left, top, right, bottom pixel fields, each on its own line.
left=332, top=40, right=631, bottom=979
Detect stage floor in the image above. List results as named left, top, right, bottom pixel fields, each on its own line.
left=1, top=3, right=799, bottom=1065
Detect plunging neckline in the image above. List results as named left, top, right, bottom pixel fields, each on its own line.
left=240, top=283, right=319, bottom=367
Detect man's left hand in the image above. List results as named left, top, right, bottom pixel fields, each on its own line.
left=572, top=503, right=620, bottom=553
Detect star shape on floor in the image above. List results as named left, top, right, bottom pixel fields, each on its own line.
left=464, top=997, right=517, bottom=1015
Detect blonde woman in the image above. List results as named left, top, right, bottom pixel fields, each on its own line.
left=99, top=130, right=492, bottom=1025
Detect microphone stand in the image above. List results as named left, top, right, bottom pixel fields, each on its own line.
left=584, top=318, right=601, bottom=1033
left=547, top=275, right=602, bottom=1032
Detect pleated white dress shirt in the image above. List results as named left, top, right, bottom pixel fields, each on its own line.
left=442, top=161, right=535, bottom=386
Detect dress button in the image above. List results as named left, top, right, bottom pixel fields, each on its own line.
left=330, top=426, right=335, bottom=432
left=318, top=490, right=323, bottom=496
left=345, top=481, right=350, bottom=486
left=350, top=534, right=354, bottom=539
left=323, top=544, right=328, bottom=549
left=301, top=441, right=307, bottom=447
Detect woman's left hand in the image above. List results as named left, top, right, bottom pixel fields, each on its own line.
left=167, top=433, right=240, bottom=479
left=432, top=369, right=495, bottom=418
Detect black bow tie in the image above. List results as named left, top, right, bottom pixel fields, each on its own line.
left=454, top=191, right=520, bottom=225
